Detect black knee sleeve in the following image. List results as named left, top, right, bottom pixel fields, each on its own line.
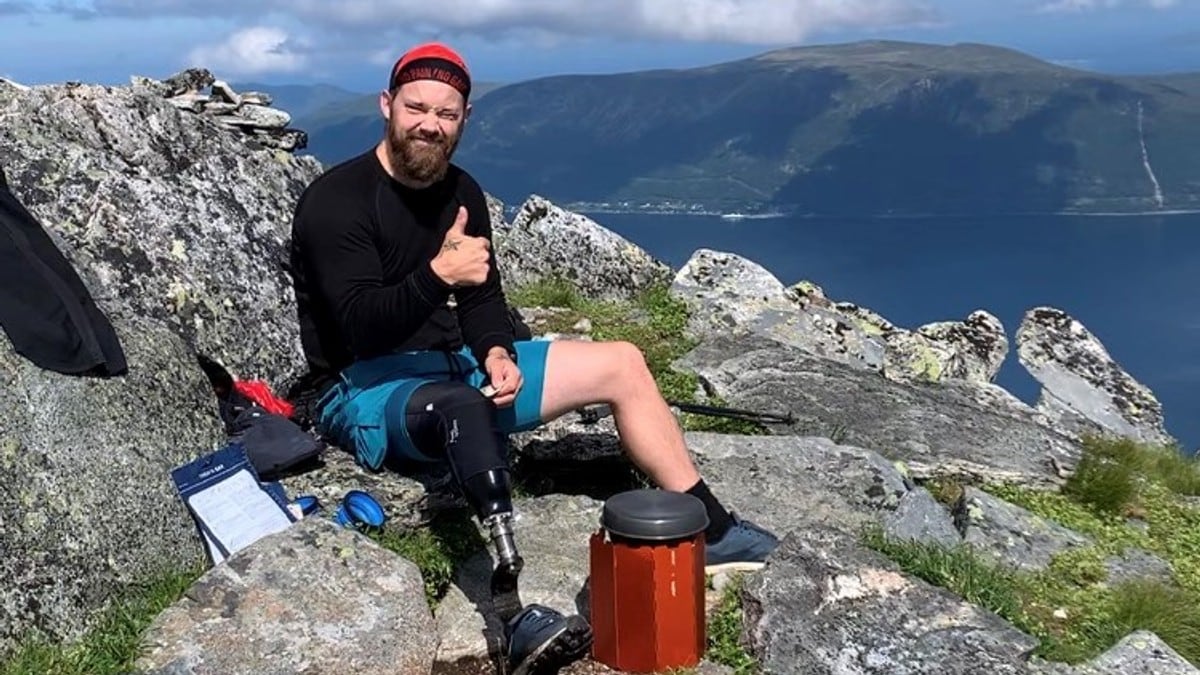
left=405, top=381, right=513, bottom=519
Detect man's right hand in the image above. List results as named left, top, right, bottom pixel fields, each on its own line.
left=430, top=206, right=490, bottom=287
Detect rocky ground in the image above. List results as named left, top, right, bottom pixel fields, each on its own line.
left=2, top=68, right=1197, bottom=674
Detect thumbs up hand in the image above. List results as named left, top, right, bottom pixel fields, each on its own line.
left=430, top=206, right=491, bottom=287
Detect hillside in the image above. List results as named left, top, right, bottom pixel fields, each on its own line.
left=439, top=40, right=1200, bottom=216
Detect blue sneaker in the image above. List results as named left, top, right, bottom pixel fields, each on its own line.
left=504, top=604, right=592, bottom=675
left=705, top=514, right=780, bottom=574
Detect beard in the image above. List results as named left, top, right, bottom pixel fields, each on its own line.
left=385, top=118, right=460, bottom=185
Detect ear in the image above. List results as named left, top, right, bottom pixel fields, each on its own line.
left=464, top=102, right=473, bottom=123
left=378, top=90, right=393, bottom=120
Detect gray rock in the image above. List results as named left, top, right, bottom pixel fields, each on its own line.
left=209, top=79, right=240, bottom=105
left=494, top=195, right=671, bottom=300
left=884, top=310, right=1009, bottom=385
left=0, top=317, right=221, bottom=657
left=0, top=76, right=322, bottom=652
left=434, top=494, right=601, bottom=664
left=216, top=103, right=291, bottom=130
left=1102, top=548, right=1175, bottom=586
left=953, top=487, right=1091, bottom=572
left=1017, top=307, right=1172, bottom=446
left=160, top=67, right=215, bottom=96
left=678, top=333, right=1081, bottom=488
left=135, top=517, right=436, bottom=675
left=742, top=525, right=1039, bottom=674
left=685, top=432, right=911, bottom=537
left=1039, top=630, right=1200, bottom=674
left=882, top=487, right=963, bottom=548
left=671, top=249, right=887, bottom=370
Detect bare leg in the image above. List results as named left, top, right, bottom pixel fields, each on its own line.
left=538, top=339, right=700, bottom=491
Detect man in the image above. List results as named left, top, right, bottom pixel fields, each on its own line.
left=287, top=42, right=779, bottom=674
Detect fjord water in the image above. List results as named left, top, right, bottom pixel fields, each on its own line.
left=583, top=211, right=1200, bottom=452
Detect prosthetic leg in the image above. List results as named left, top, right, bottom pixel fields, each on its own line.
left=463, top=469, right=525, bottom=622
left=403, top=382, right=526, bottom=622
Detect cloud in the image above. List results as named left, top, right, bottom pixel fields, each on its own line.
left=62, top=0, right=939, bottom=45
left=1037, top=0, right=1178, bottom=12
left=0, top=0, right=32, bottom=14
left=185, top=26, right=307, bottom=76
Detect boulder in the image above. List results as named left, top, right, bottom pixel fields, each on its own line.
left=952, top=487, right=1092, bottom=572
left=677, top=333, right=1082, bottom=488
left=135, top=517, right=437, bottom=675
left=742, top=526, right=1039, bottom=674
left=493, top=195, right=671, bottom=300
left=673, top=249, right=1009, bottom=386
left=671, top=249, right=886, bottom=370
left=0, top=73, right=322, bottom=653
left=1017, top=307, right=1173, bottom=446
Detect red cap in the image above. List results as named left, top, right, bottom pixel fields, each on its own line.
left=389, top=42, right=471, bottom=100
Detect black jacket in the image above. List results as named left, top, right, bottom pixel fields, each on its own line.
left=0, top=166, right=127, bottom=376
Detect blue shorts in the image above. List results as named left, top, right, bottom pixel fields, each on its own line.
left=314, top=340, right=552, bottom=470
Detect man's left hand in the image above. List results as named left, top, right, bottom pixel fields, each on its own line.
left=483, top=349, right=523, bottom=407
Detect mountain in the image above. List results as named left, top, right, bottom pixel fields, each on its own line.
left=441, top=40, right=1200, bottom=216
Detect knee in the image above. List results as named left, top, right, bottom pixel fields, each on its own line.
left=607, top=340, right=652, bottom=381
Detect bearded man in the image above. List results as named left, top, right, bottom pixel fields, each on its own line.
left=287, top=42, right=779, bottom=674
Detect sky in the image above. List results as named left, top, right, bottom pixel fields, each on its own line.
left=1, top=0, right=1198, bottom=92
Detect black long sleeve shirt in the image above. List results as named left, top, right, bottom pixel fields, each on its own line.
left=288, top=149, right=515, bottom=395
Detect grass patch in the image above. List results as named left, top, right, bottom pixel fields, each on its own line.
left=866, top=435, right=1200, bottom=668
left=1, top=565, right=204, bottom=675
left=508, top=276, right=768, bottom=436
left=704, top=573, right=760, bottom=674
left=368, top=508, right=489, bottom=606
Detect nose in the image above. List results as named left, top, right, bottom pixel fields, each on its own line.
left=416, top=111, right=442, bottom=136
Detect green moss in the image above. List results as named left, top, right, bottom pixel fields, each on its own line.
left=866, top=435, right=1200, bottom=668
left=704, top=573, right=761, bottom=674
left=367, top=508, right=488, bottom=607
left=1, top=565, right=204, bottom=675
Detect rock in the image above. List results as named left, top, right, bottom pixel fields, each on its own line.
left=0, top=317, right=221, bottom=657
left=135, top=517, right=437, bottom=675
left=741, top=525, right=1039, bottom=674
left=952, top=487, right=1091, bottom=572
left=495, top=195, right=671, bottom=300
left=1102, top=548, right=1175, bottom=586
left=0, top=74, right=323, bottom=652
left=1, top=75, right=31, bottom=91
left=160, top=67, right=215, bottom=96
left=684, top=432, right=911, bottom=537
left=215, top=103, right=291, bottom=130
left=882, top=487, right=963, bottom=548
left=671, top=249, right=886, bottom=370
left=209, top=79, right=240, bottom=105
left=884, top=310, right=1009, bottom=384
left=138, top=68, right=308, bottom=152
left=918, top=311, right=1009, bottom=382
left=1038, top=630, right=1200, bottom=674
left=434, top=494, right=600, bottom=664
left=1016, top=307, right=1172, bottom=446
left=677, top=333, right=1081, bottom=488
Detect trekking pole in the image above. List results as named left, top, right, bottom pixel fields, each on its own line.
left=576, top=401, right=793, bottom=426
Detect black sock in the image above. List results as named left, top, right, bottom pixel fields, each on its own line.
left=686, top=478, right=734, bottom=542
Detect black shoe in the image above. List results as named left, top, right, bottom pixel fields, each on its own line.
left=503, top=604, right=592, bottom=675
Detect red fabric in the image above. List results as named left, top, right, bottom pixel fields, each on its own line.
left=393, top=42, right=469, bottom=75
left=233, top=379, right=295, bottom=418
